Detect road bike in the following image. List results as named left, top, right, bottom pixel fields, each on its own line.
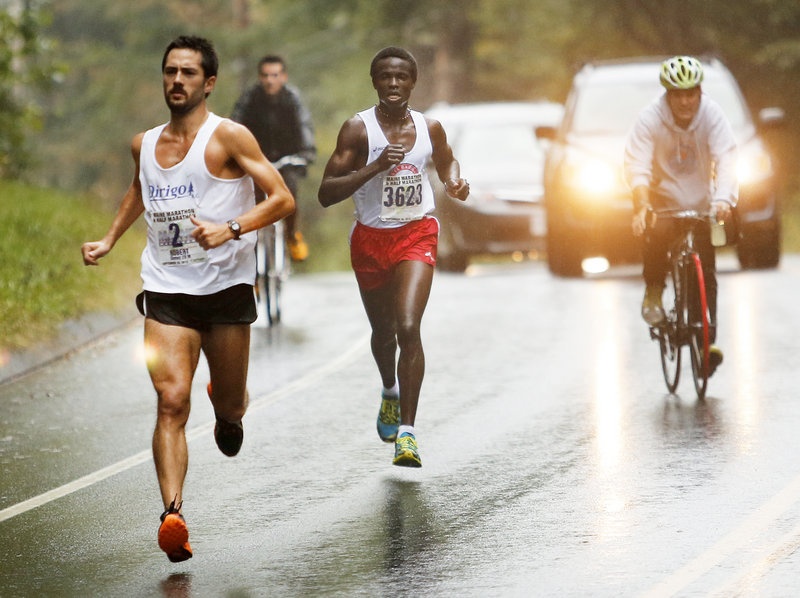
left=648, top=209, right=722, bottom=400
left=254, top=154, right=307, bottom=326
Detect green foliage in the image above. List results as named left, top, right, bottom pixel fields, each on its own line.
left=0, top=3, right=61, bottom=178
left=12, top=0, right=800, bottom=264
left=0, top=179, right=145, bottom=350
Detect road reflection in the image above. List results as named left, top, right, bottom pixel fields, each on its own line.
left=160, top=572, right=192, bottom=598
left=382, top=477, right=435, bottom=578
left=729, top=274, right=761, bottom=453
left=588, top=282, right=636, bottom=548
left=660, top=395, right=723, bottom=442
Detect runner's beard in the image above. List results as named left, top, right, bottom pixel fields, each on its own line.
left=165, top=90, right=204, bottom=115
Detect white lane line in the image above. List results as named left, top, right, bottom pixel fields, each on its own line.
left=708, top=520, right=800, bottom=597
left=0, top=333, right=368, bottom=524
left=639, top=472, right=800, bottom=598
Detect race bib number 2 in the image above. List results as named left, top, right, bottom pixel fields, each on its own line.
left=152, top=209, right=207, bottom=266
left=380, top=163, right=426, bottom=222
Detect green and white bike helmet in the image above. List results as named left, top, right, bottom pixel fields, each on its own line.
left=660, top=56, right=704, bottom=90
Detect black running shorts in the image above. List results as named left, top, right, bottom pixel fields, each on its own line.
left=136, top=284, right=257, bottom=331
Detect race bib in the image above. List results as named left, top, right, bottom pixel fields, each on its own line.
left=152, top=209, right=207, bottom=266
left=380, top=163, right=426, bottom=222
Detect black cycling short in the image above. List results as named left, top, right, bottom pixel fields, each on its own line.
left=136, top=284, right=257, bottom=332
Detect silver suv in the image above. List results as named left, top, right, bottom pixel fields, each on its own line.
left=537, top=57, right=783, bottom=276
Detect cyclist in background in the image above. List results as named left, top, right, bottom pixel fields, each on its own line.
left=232, top=55, right=316, bottom=261
left=624, top=55, right=738, bottom=376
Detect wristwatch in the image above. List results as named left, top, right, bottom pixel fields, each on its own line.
left=227, top=219, right=241, bottom=240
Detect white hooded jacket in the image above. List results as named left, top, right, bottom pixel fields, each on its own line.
left=624, top=92, right=738, bottom=210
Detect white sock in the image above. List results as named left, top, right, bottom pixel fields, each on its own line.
left=382, top=382, right=399, bottom=398
left=397, top=425, right=416, bottom=438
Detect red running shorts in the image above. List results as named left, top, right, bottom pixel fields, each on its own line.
left=349, top=217, right=439, bottom=290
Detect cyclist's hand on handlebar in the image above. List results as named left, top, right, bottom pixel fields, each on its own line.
left=632, top=206, right=655, bottom=237
left=711, top=200, right=732, bottom=223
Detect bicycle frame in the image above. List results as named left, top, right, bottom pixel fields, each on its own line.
left=649, top=210, right=712, bottom=399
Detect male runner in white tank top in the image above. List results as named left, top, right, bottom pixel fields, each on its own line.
left=81, top=36, right=294, bottom=562
left=318, top=47, right=469, bottom=468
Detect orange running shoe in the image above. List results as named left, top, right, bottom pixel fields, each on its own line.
left=288, top=231, right=309, bottom=261
left=158, top=499, right=193, bottom=563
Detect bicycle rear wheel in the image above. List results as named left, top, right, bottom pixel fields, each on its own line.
left=687, top=253, right=710, bottom=398
left=659, top=263, right=681, bottom=393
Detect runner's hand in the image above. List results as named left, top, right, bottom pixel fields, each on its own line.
left=445, top=178, right=469, bottom=201
left=376, top=144, right=406, bottom=170
left=81, top=239, right=112, bottom=266
left=190, top=216, right=231, bottom=249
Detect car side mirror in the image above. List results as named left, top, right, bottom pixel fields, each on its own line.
left=758, top=107, right=784, bottom=129
left=535, top=125, right=557, bottom=141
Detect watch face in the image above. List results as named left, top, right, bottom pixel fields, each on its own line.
left=228, top=220, right=241, bottom=237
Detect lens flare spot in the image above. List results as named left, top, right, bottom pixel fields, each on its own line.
left=136, top=342, right=161, bottom=367
left=582, top=256, right=610, bottom=274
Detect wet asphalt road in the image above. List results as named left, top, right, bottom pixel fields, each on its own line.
left=1, top=255, right=799, bottom=597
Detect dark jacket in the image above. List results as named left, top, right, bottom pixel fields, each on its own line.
left=231, top=83, right=316, bottom=165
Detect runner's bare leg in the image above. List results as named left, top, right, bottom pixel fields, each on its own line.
left=145, top=319, right=202, bottom=509
left=359, top=259, right=433, bottom=427
left=392, top=260, right=433, bottom=426
left=203, top=324, right=251, bottom=422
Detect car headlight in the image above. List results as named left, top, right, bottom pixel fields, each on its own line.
left=563, top=156, right=618, bottom=196
left=737, top=143, right=773, bottom=186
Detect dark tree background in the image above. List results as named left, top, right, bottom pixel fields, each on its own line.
left=5, top=0, right=799, bottom=201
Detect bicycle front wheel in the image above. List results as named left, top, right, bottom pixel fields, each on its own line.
left=265, top=219, right=289, bottom=325
left=659, top=262, right=681, bottom=393
left=687, top=252, right=710, bottom=399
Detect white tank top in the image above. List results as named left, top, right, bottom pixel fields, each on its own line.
left=352, top=107, right=435, bottom=229
left=138, top=112, right=257, bottom=295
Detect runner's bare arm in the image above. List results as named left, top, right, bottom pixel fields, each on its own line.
left=427, top=118, right=469, bottom=201
left=81, top=134, right=146, bottom=266
left=318, top=117, right=400, bottom=207
left=191, top=121, right=295, bottom=250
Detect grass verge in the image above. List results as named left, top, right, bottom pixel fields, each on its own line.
left=1, top=178, right=798, bottom=355
left=0, top=179, right=146, bottom=351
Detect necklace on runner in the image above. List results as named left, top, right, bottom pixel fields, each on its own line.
left=375, top=104, right=410, bottom=122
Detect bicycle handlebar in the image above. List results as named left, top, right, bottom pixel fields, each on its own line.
left=649, top=207, right=711, bottom=220
left=271, top=154, right=308, bottom=170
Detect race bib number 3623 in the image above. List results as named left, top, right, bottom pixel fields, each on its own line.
left=152, top=209, right=207, bottom=266
left=380, top=163, right=426, bottom=222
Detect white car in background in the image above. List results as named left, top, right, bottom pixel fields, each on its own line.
left=426, top=101, right=564, bottom=271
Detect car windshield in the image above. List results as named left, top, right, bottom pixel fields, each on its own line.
left=456, top=123, right=546, bottom=174
left=569, top=78, right=749, bottom=136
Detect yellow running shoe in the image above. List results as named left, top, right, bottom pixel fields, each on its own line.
left=393, top=432, right=422, bottom=468
left=376, top=392, right=400, bottom=443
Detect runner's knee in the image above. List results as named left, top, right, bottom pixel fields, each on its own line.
left=155, top=385, right=191, bottom=422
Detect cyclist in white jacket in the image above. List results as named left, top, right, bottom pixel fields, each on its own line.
left=624, top=56, right=738, bottom=376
